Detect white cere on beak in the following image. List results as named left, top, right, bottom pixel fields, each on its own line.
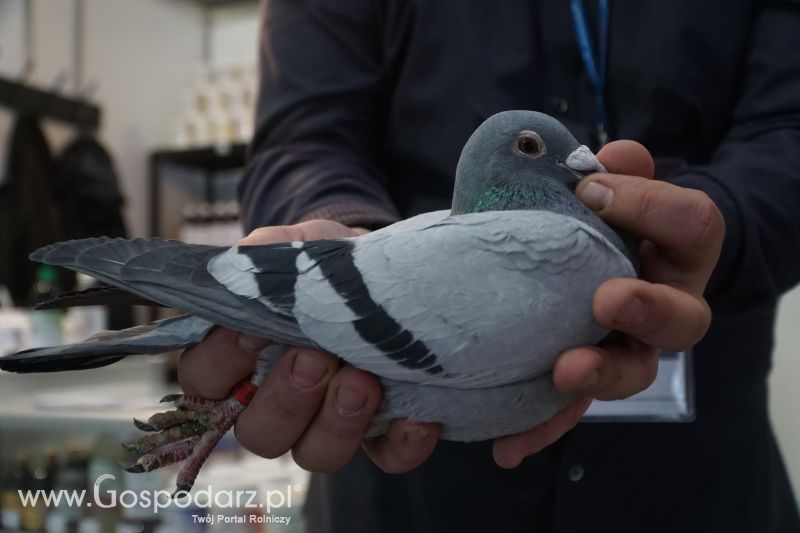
left=566, top=145, right=607, bottom=174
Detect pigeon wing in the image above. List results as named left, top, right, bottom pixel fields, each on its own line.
left=29, top=237, right=311, bottom=346
left=0, top=315, right=213, bottom=373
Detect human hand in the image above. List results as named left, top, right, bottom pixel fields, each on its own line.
left=492, top=140, right=725, bottom=468
left=178, top=219, right=441, bottom=474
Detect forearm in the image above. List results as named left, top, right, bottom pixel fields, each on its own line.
left=670, top=120, right=800, bottom=304
left=663, top=2, right=800, bottom=308
left=668, top=123, right=800, bottom=308
left=239, top=146, right=400, bottom=232
left=239, top=0, right=400, bottom=233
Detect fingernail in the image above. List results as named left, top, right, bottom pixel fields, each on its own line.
left=579, top=181, right=613, bottom=210
left=403, top=427, right=430, bottom=445
left=614, top=297, right=648, bottom=326
left=291, top=353, right=328, bottom=389
left=237, top=334, right=270, bottom=353
left=335, top=386, right=368, bottom=416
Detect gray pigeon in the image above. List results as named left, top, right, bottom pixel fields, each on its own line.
left=1, top=111, right=636, bottom=494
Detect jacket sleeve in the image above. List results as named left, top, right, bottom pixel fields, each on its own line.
left=666, top=1, right=800, bottom=308
left=238, top=0, right=400, bottom=233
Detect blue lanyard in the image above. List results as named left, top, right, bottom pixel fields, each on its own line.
left=570, top=0, right=610, bottom=146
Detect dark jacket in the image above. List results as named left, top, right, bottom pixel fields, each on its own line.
left=239, top=1, right=800, bottom=531
left=0, top=115, right=62, bottom=305
left=55, top=134, right=133, bottom=330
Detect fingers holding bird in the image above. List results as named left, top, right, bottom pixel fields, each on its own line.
left=233, top=348, right=342, bottom=461
left=492, top=396, right=593, bottom=469
left=234, top=348, right=385, bottom=474
left=540, top=140, right=723, bottom=436
left=595, top=139, right=655, bottom=180
left=290, top=365, right=383, bottom=472
left=178, top=331, right=382, bottom=472
left=576, top=166, right=725, bottom=295
left=554, top=337, right=659, bottom=401
left=363, top=419, right=442, bottom=474
left=180, top=338, right=436, bottom=474
left=489, top=140, right=724, bottom=470
left=178, top=328, right=262, bottom=399
left=577, top=142, right=723, bottom=353
left=592, top=277, right=712, bottom=351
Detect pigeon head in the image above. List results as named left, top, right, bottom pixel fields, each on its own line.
left=451, top=110, right=634, bottom=262
left=451, top=110, right=605, bottom=215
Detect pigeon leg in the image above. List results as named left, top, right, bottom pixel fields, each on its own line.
left=122, top=343, right=284, bottom=496
left=172, top=393, right=250, bottom=496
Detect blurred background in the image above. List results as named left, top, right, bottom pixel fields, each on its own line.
left=0, top=1, right=307, bottom=532
left=0, top=1, right=798, bottom=532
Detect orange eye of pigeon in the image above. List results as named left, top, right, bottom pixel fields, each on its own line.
left=515, top=131, right=545, bottom=157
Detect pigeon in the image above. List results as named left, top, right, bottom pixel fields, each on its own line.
left=0, top=110, right=636, bottom=494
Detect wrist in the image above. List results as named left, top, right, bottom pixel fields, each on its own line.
left=299, top=200, right=400, bottom=231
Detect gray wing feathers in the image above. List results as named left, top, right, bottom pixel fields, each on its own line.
left=300, top=210, right=635, bottom=388
left=0, top=315, right=214, bottom=373
left=31, top=238, right=311, bottom=346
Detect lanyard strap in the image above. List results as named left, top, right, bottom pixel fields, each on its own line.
left=570, top=0, right=610, bottom=146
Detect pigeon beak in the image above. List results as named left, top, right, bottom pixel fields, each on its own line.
left=564, top=145, right=607, bottom=176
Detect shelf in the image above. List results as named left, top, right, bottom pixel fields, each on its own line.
left=149, top=143, right=247, bottom=242
left=150, top=143, right=247, bottom=172
left=0, top=76, right=101, bottom=130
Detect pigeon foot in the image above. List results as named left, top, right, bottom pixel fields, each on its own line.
left=121, top=379, right=258, bottom=494
left=119, top=343, right=281, bottom=495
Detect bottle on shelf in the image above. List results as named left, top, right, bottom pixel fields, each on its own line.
left=42, top=451, right=60, bottom=493
left=173, top=61, right=257, bottom=149
left=8, top=451, right=45, bottom=532
left=2, top=452, right=30, bottom=531
left=23, top=454, right=49, bottom=532
left=50, top=445, right=89, bottom=530
left=44, top=448, right=82, bottom=533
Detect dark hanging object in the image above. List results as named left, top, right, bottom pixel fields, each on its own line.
left=0, top=114, right=63, bottom=306
left=54, top=133, right=133, bottom=330
left=55, top=134, right=127, bottom=243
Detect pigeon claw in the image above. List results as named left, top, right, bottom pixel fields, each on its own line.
left=121, top=391, right=250, bottom=495
left=123, top=420, right=209, bottom=454
left=133, top=418, right=156, bottom=432
left=173, top=485, right=192, bottom=500
left=122, top=436, right=200, bottom=474
left=120, top=461, right=145, bottom=474
left=160, top=393, right=184, bottom=404
left=131, top=407, right=197, bottom=434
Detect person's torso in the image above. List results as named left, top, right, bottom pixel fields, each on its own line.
left=378, top=0, right=753, bottom=214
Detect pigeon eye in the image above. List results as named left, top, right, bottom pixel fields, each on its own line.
left=514, top=131, right=545, bottom=158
